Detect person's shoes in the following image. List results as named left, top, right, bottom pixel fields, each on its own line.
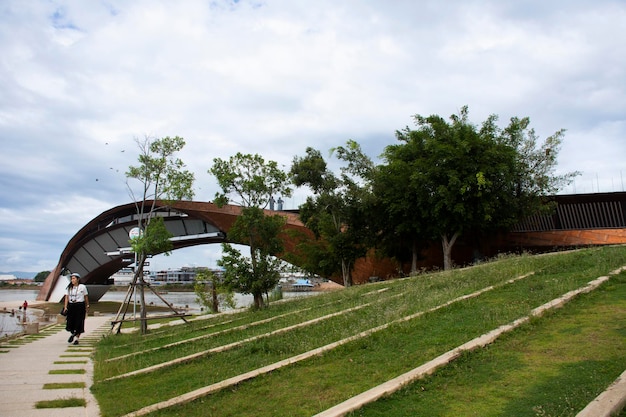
left=73, top=340, right=79, bottom=345
left=68, top=334, right=74, bottom=343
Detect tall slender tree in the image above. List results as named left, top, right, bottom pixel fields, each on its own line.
left=291, top=140, right=375, bottom=286
left=209, top=153, right=292, bottom=309
left=116, top=135, right=194, bottom=334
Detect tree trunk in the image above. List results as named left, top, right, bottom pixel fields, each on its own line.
left=411, top=239, right=419, bottom=275
left=248, top=239, right=266, bottom=309
left=137, top=254, right=148, bottom=334
left=441, top=231, right=460, bottom=271
left=211, top=282, right=219, bottom=313
left=253, top=292, right=264, bottom=309
left=341, top=258, right=352, bottom=287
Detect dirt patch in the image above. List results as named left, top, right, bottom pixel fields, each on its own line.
left=316, top=281, right=344, bottom=291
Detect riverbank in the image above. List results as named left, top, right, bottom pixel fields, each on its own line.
left=0, top=283, right=341, bottom=339
left=0, top=300, right=55, bottom=340
left=0, top=280, right=344, bottom=339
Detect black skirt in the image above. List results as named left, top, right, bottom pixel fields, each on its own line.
left=65, top=302, right=86, bottom=335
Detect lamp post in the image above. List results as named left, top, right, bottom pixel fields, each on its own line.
left=129, top=227, right=141, bottom=318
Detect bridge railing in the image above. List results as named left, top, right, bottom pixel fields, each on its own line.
left=512, top=193, right=626, bottom=232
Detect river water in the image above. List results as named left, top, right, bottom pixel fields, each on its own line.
left=0, top=288, right=245, bottom=310
left=99, top=289, right=253, bottom=313
left=0, top=288, right=316, bottom=338
left=0, top=289, right=44, bottom=338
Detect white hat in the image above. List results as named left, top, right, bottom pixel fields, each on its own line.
left=70, top=272, right=81, bottom=278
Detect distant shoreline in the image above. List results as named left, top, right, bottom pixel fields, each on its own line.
left=0, top=284, right=41, bottom=290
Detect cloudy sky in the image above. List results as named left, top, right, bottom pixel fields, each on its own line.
left=1, top=0, right=625, bottom=274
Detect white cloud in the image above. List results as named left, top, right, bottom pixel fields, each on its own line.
left=1, top=0, right=625, bottom=272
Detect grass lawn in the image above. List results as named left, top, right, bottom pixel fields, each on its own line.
left=349, top=272, right=626, bottom=416
left=90, top=246, right=626, bottom=417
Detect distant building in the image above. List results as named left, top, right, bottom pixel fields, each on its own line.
left=0, top=275, right=36, bottom=285
left=110, top=268, right=151, bottom=286
left=109, top=267, right=224, bottom=285
left=153, top=267, right=222, bottom=284
left=0, top=274, right=17, bottom=282
left=154, top=267, right=196, bottom=284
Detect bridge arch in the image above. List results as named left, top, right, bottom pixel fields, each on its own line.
left=38, top=201, right=311, bottom=302
left=39, top=192, right=626, bottom=302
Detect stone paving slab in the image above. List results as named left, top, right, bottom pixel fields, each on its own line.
left=0, top=311, right=111, bottom=417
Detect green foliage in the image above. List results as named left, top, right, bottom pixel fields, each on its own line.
left=34, top=271, right=50, bottom=282
left=218, top=241, right=283, bottom=310
left=291, top=141, right=375, bottom=286
left=376, top=106, right=578, bottom=270
left=123, top=135, right=195, bottom=333
left=126, top=135, right=195, bottom=203
left=209, top=154, right=292, bottom=309
left=129, top=217, right=173, bottom=257
left=210, top=152, right=292, bottom=208
left=217, top=207, right=286, bottom=309
left=194, top=269, right=235, bottom=313
left=285, top=234, right=340, bottom=279
left=125, top=135, right=195, bottom=255
left=228, top=206, right=286, bottom=254
left=497, top=115, right=579, bottom=216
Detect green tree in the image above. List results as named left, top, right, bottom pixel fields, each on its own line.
left=380, top=106, right=576, bottom=271
left=290, top=140, right=375, bottom=286
left=210, top=153, right=292, bottom=309
left=494, top=115, right=578, bottom=218
left=194, top=269, right=235, bottom=313
left=373, top=148, right=428, bottom=275
left=117, top=135, right=195, bottom=333
left=34, top=271, right=50, bottom=282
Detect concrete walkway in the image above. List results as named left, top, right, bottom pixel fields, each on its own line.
left=0, top=311, right=111, bottom=417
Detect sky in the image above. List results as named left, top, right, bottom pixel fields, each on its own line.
left=1, top=0, right=625, bottom=274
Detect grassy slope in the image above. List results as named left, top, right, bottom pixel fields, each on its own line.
left=91, top=246, right=626, bottom=417
left=351, top=266, right=626, bottom=416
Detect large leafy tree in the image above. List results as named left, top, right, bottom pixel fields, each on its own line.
left=374, top=141, right=430, bottom=274
left=290, top=140, right=375, bottom=286
left=117, top=135, right=195, bottom=333
left=210, top=153, right=292, bottom=309
left=380, top=106, right=576, bottom=271
left=34, top=271, right=51, bottom=282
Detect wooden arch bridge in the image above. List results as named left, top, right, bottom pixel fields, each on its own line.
left=38, top=192, right=626, bottom=302
left=37, top=201, right=311, bottom=302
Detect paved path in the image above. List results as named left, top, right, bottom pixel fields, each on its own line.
left=0, top=311, right=111, bottom=417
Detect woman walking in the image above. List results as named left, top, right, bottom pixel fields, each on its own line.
left=64, top=272, right=89, bottom=345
